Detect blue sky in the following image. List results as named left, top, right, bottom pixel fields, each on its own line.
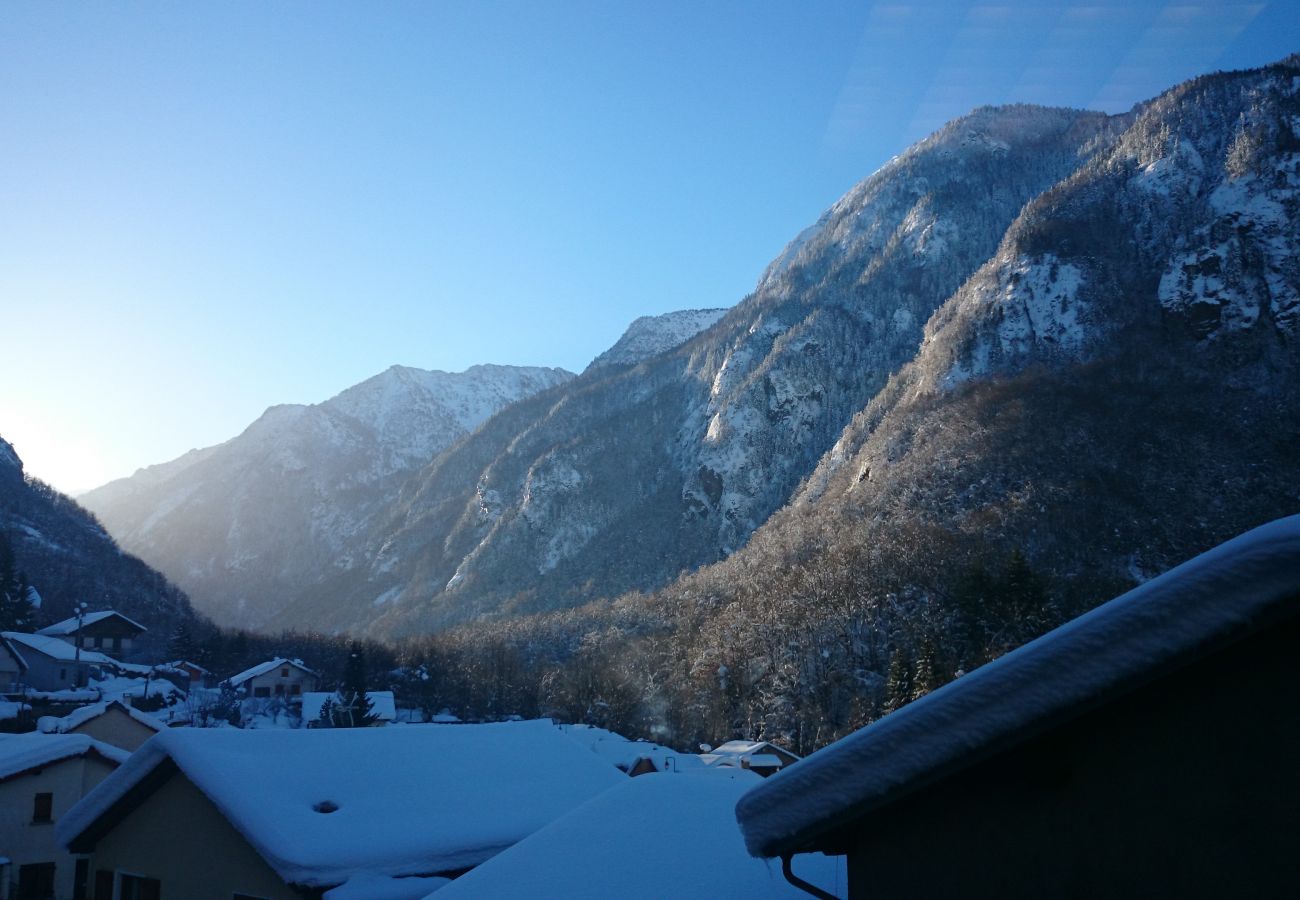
left=1, top=1, right=1296, bottom=492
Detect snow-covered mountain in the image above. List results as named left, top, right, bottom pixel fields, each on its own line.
left=586, top=309, right=728, bottom=370
left=80, top=365, right=572, bottom=629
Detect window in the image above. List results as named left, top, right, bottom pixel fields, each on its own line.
left=253, top=686, right=271, bottom=698
left=280, top=667, right=289, bottom=677
left=273, top=684, right=284, bottom=696
left=289, top=684, right=301, bottom=696
left=33, top=791, right=53, bottom=822
left=112, top=637, right=122, bottom=652
left=59, top=668, right=67, bottom=680
left=18, top=862, right=56, bottom=899
left=92, top=636, right=103, bottom=648
left=117, top=873, right=161, bottom=900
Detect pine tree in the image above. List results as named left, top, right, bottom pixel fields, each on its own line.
left=333, top=641, right=378, bottom=727
left=168, top=620, right=198, bottom=663
left=883, top=648, right=913, bottom=714
left=0, top=532, right=35, bottom=632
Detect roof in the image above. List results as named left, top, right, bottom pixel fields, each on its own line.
left=556, top=722, right=705, bottom=773
left=0, top=732, right=130, bottom=782
left=37, top=610, right=147, bottom=636
left=433, top=770, right=844, bottom=900
left=736, top=515, right=1300, bottom=859
left=165, top=659, right=213, bottom=675
left=59, top=719, right=626, bottom=887
left=0, top=635, right=28, bottom=671
left=302, top=691, right=397, bottom=723
left=38, top=700, right=165, bottom=736
left=227, top=657, right=321, bottom=687
left=701, top=740, right=798, bottom=768
left=2, top=631, right=123, bottom=666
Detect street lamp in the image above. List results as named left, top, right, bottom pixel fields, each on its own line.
left=73, top=601, right=88, bottom=687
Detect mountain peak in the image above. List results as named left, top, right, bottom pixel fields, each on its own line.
left=586, top=309, right=729, bottom=371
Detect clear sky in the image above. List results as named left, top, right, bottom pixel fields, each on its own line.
left=1, top=1, right=1296, bottom=493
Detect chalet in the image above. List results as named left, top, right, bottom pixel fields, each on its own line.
left=1, top=635, right=27, bottom=694
left=162, top=659, right=216, bottom=690
left=38, top=700, right=165, bottom=753
left=59, top=720, right=625, bottom=899
left=37, top=611, right=147, bottom=660
left=1, top=632, right=122, bottom=692
left=434, top=768, right=844, bottom=899
left=736, top=515, right=1300, bottom=899
left=700, top=739, right=800, bottom=776
left=225, top=658, right=320, bottom=700
left=301, top=691, right=397, bottom=727
left=0, top=733, right=127, bottom=900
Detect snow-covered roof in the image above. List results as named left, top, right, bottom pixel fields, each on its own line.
left=432, top=770, right=845, bottom=900
left=0, top=732, right=130, bottom=782
left=0, top=635, right=28, bottom=671
left=701, top=740, right=798, bottom=769
left=226, top=657, right=320, bottom=687
left=37, top=700, right=165, bottom=736
left=737, top=515, right=1300, bottom=859
left=556, top=722, right=705, bottom=774
left=302, top=691, right=397, bottom=723
left=60, top=719, right=626, bottom=887
left=323, top=872, right=450, bottom=900
left=2, top=631, right=122, bottom=666
left=36, top=610, right=146, bottom=636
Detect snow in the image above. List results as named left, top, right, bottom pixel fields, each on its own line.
left=431, top=770, right=845, bottom=900
left=324, top=872, right=450, bottom=899
left=37, top=700, right=165, bottom=736
left=737, top=515, right=1300, bottom=859
left=59, top=719, right=626, bottom=887
left=301, top=691, right=397, bottom=723
left=0, top=732, right=129, bottom=781
left=0, top=700, right=29, bottom=721
left=587, top=309, right=728, bottom=370
left=2, top=631, right=123, bottom=666
left=36, top=610, right=146, bottom=636
left=556, top=723, right=705, bottom=774
left=227, top=658, right=319, bottom=687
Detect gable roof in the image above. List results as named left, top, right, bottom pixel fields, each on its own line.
left=2, top=631, right=123, bottom=666
left=59, top=720, right=626, bottom=887
left=556, top=722, right=706, bottom=774
left=434, top=770, right=842, bottom=900
left=37, top=610, right=147, bottom=636
left=0, top=635, right=28, bottom=671
left=0, top=732, right=130, bottom=783
left=736, top=515, right=1300, bottom=860
left=226, top=657, right=320, bottom=687
left=302, top=692, right=397, bottom=723
left=38, top=700, right=165, bottom=736
left=701, top=740, right=799, bottom=768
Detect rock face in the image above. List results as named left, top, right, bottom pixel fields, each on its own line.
left=0, top=436, right=198, bottom=654
left=80, top=365, right=572, bottom=629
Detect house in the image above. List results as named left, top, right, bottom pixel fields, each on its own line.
left=161, top=660, right=216, bottom=690
left=434, top=768, right=845, bottom=899
left=38, top=700, right=165, bottom=753
left=700, top=739, right=799, bottom=776
left=59, top=720, right=625, bottom=898
left=225, top=658, right=320, bottom=700
left=0, top=732, right=127, bottom=900
left=301, top=691, right=397, bottom=726
left=1, top=635, right=27, bottom=694
left=736, top=515, right=1300, bottom=899
left=36, top=611, right=147, bottom=660
left=1, top=632, right=123, bottom=693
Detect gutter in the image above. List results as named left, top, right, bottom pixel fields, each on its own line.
left=781, top=852, right=841, bottom=900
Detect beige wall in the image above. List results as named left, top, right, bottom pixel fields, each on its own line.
left=245, top=666, right=319, bottom=699
left=88, top=770, right=302, bottom=900
left=69, top=708, right=158, bottom=753
left=0, top=754, right=117, bottom=900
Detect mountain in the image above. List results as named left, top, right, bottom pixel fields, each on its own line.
left=330, top=103, right=1121, bottom=637
left=586, top=309, right=728, bottom=370
left=388, top=57, right=1300, bottom=756
left=80, top=365, right=573, bottom=629
left=0, top=436, right=198, bottom=655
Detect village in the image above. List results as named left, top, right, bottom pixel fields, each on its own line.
left=0, top=518, right=1294, bottom=899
